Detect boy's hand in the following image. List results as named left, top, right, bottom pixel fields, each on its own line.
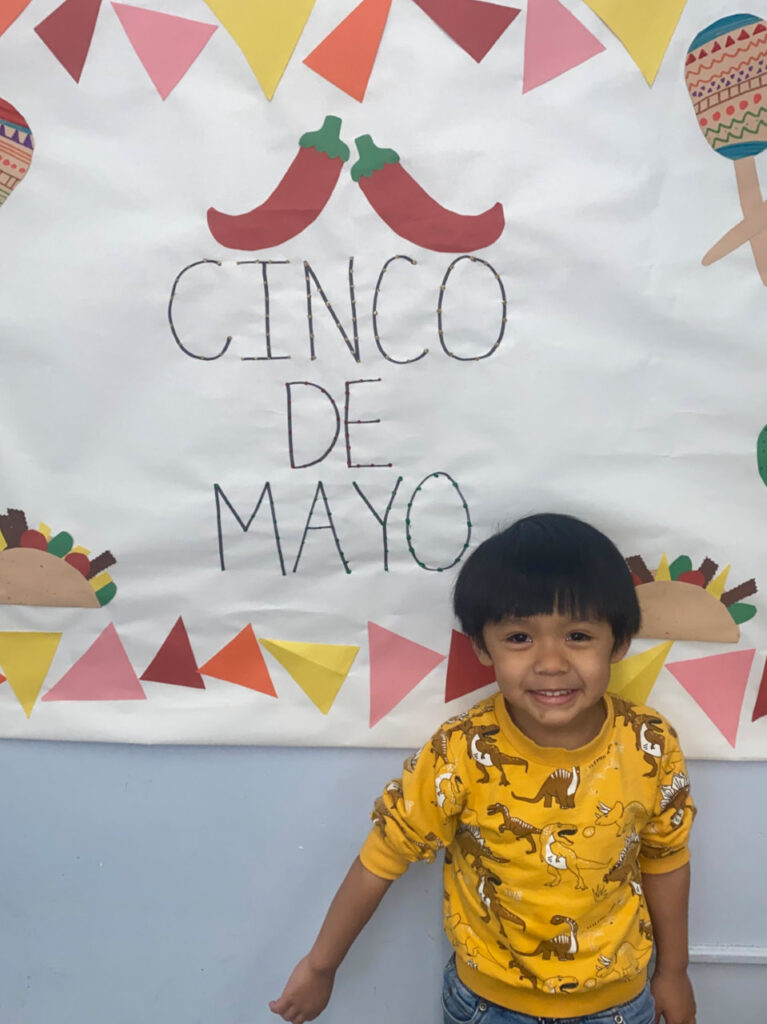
left=269, top=955, right=336, bottom=1024
left=650, top=967, right=696, bottom=1024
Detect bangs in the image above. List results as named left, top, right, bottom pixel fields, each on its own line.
left=453, top=513, right=641, bottom=647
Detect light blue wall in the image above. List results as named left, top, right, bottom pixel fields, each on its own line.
left=0, top=741, right=762, bottom=1023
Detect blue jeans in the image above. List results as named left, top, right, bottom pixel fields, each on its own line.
left=442, top=956, right=655, bottom=1024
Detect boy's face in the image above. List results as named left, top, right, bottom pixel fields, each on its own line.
left=472, top=612, right=629, bottom=748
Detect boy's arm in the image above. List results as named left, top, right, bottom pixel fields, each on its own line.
left=643, top=863, right=696, bottom=1024
left=269, top=856, right=393, bottom=1024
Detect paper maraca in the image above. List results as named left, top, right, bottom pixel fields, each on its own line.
left=685, top=14, right=767, bottom=282
left=0, top=98, right=34, bottom=209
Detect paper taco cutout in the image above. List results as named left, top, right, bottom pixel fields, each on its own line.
left=0, top=508, right=116, bottom=608
left=626, top=553, right=756, bottom=643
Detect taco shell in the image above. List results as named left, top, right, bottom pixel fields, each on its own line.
left=636, top=579, right=739, bottom=643
left=0, top=547, right=100, bottom=608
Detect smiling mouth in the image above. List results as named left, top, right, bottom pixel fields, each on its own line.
left=529, top=689, right=578, bottom=704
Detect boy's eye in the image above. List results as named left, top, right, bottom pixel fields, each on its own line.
left=506, top=633, right=531, bottom=644
left=568, top=631, right=591, bottom=642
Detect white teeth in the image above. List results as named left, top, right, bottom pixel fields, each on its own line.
left=537, top=690, right=571, bottom=696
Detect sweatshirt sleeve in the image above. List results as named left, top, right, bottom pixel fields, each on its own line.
left=638, top=721, right=696, bottom=875
left=359, top=733, right=467, bottom=880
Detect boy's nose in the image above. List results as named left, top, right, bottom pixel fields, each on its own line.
left=534, top=645, right=569, bottom=673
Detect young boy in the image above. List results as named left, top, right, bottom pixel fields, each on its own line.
left=270, top=513, right=696, bottom=1024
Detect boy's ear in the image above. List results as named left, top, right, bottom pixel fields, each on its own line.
left=610, top=638, right=631, bottom=663
left=471, top=638, right=493, bottom=667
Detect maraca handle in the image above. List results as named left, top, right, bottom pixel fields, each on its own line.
left=735, top=157, right=767, bottom=285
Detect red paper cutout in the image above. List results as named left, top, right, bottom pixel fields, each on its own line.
left=412, top=0, right=520, bottom=62
left=140, top=617, right=204, bottom=689
left=35, top=0, right=103, bottom=83
left=303, top=0, right=392, bottom=102
left=1, top=1, right=34, bottom=39
left=666, top=649, right=755, bottom=747
left=444, top=629, right=496, bottom=702
left=199, top=625, right=277, bottom=696
left=752, top=656, right=767, bottom=721
left=522, top=0, right=605, bottom=93
left=368, top=622, right=445, bottom=727
left=111, top=3, right=217, bottom=100
left=42, top=623, right=146, bottom=702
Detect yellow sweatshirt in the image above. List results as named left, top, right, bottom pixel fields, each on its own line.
left=360, top=692, right=695, bottom=1018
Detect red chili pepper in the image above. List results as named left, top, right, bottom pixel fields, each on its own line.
left=207, top=115, right=349, bottom=251
left=351, top=134, right=504, bottom=253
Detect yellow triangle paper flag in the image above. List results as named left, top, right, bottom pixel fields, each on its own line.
left=609, top=641, right=673, bottom=705
left=581, top=0, right=687, bottom=84
left=0, top=631, right=62, bottom=717
left=202, top=0, right=317, bottom=100
left=260, top=638, right=358, bottom=714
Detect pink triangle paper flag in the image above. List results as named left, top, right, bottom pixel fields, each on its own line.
left=523, top=0, right=605, bottom=93
left=368, top=622, right=445, bottom=727
left=666, top=649, right=755, bottom=747
left=43, top=623, right=146, bottom=702
left=111, top=3, right=217, bottom=100
left=35, top=0, right=103, bottom=83
left=751, top=656, right=767, bottom=722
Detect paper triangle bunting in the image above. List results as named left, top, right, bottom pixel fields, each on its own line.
left=752, top=656, right=767, bottom=722
left=141, top=617, right=204, bottom=689
left=303, top=0, right=392, bottom=102
left=260, top=637, right=358, bottom=714
left=0, top=631, right=62, bottom=717
left=444, top=630, right=496, bottom=702
left=35, top=0, right=103, bottom=83
left=199, top=625, right=277, bottom=696
left=1, top=1, right=34, bottom=39
left=581, top=0, right=686, bottom=84
left=111, top=4, right=217, bottom=100
left=43, top=624, right=146, bottom=702
left=368, top=622, right=445, bottom=727
left=608, top=641, right=673, bottom=705
left=523, top=0, right=605, bottom=93
left=666, top=649, right=755, bottom=747
left=202, top=0, right=316, bottom=100
left=412, top=0, right=520, bottom=63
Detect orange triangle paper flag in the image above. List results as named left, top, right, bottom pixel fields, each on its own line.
left=260, top=637, right=358, bottom=713
left=444, top=630, right=496, bottom=702
left=303, top=0, right=392, bottom=102
left=1, top=1, right=34, bottom=39
left=0, top=631, right=62, bottom=717
left=368, top=622, right=445, bottom=727
left=666, top=649, right=755, bottom=747
left=199, top=625, right=277, bottom=696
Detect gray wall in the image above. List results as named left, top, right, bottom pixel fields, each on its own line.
left=0, top=741, right=763, bottom=1023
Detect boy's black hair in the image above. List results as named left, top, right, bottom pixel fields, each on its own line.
left=453, top=513, right=640, bottom=650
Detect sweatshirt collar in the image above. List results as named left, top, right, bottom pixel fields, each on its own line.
left=492, top=691, right=615, bottom=767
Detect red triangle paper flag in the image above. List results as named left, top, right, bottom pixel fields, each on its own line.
left=368, top=622, right=445, bottom=727
left=35, top=0, right=103, bottom=83
left=43, top=624, right=146, bottom=702
left=666, top=649, right=755, bottom=747
left=444, top=629, right=496, bottom=702
left=140, top=617, right=204, bottom=689
left=199, top=625, right=277, bottom=696
left=303, top=0, right=392, bottom=102
left=412, top=0, right=520, bottom=63
left=112, top=4, right=217, bottom=100
left=522, top=0, right=605, bottom=93
left=752, top=656, right=767, bottom=722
